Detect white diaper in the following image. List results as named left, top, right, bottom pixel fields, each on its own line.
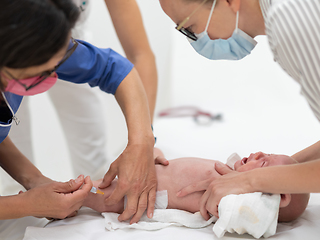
left=154, top=190, right=169, bottom=209
left=124, top=190, right=168, bottom=210
left=226, top=153, right=241, bottom=170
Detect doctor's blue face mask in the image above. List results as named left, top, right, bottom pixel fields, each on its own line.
left=188, top=0, right=257, bottom=60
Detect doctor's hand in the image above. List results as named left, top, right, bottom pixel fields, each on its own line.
left=176, top=162, right=232, bottom=198
left=99, top=143, right=156, bottom=224
left=23, top=175, right=92, bottom=219
left=198, top=163, right=252, bottom=219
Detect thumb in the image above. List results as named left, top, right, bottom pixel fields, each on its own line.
left=177, top=178, right=211, bottom=197
left=56, top=175, right=84, bottom=193
left=99, top=168, right=117, bottom=189
left=215, top=162, right=233, bottom=175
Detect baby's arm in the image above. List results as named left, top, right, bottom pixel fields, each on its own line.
left=83, top=179, right=124, bottom=214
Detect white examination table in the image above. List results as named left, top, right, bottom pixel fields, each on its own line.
left=23, top=115, right=320, bottom=240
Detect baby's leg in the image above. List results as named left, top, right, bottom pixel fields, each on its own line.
left=83, top=179, right=124, bottom=214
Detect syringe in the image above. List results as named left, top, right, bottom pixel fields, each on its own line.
left=90, top=186, right=104, bottom=195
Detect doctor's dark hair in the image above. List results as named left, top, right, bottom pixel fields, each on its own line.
left=0, top=0, right=80, bottom=91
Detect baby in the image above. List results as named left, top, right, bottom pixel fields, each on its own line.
left=83, top=149, right=309, bottom=222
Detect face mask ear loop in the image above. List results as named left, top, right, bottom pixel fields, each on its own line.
left=235, top=11, right=239, bottom=33
left=205, top=0, right=217, bottom=32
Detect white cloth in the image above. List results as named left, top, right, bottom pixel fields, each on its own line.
left=0, top=217, right=49, bottom=240
left=103, top=209, right=217, bottom=231
left=124, top=190, right=169, bottom=210
left=226, top=152, right=241, bottom=170
left=110, top=190, right=216, bottom=231
left=213, top=192, right=281, bottom=239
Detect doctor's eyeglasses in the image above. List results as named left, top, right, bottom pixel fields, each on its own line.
left=175, top=0, right=208, bottom=41
left=6, top=38, right=78, bottom=91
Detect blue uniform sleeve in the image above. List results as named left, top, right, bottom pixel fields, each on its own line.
left=56, top=40, right=134, bottom=95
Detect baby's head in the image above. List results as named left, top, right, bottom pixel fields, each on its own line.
left=234, top=152, right=310, bottom=222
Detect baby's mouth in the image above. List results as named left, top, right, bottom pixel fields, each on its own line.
left=241, top=157, right=248, bottom=165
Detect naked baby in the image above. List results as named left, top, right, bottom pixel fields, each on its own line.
left=83, top=149, right=309, bottom=223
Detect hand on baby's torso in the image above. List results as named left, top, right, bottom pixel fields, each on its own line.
left=155, top=157, right=221, bottom=212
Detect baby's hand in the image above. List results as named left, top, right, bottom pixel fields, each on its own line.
left=155, top=155, right=169, bottom=166
left=154, top=147, right=169, bottom=166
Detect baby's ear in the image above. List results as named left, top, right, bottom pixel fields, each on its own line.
left=279, top=194, right=291, bottom=208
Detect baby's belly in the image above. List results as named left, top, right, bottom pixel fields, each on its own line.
left=155, top=157, right=220, bottom=212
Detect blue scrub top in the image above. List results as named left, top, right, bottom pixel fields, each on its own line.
left=0, top=39, right=134, bottom=143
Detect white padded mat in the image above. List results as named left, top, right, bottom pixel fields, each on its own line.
left=23, top=116, right=320, bottom=240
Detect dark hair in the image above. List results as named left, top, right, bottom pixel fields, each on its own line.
left=0, top=0, right=80, bottom=91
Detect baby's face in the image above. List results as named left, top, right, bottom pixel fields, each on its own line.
left=234, top=152, right=297, bottom=172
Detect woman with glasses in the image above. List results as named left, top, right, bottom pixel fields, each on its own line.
left=5, top=0, right=158, bottom=201
left=159, top=0, right=320, bottom=219
left=0, top=0, right=158, bottom=237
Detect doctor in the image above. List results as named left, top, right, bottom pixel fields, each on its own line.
left=159, top=0, right=320, bottom=219
left=0, top=0, right=156, bottom=225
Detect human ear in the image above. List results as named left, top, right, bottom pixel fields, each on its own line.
left=225, top=0, right=241, bottom=13
left=279, top=194, right=291, bottom=208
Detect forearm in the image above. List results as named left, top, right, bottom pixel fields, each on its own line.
left=0, top=194, right=31, bottom=219
left=291, top=140, right=320, bottom=163
left=0, top=136, right=47, bottom=190
left=105, top=0, right=157, bottom=121
left=114, top=68, right=154, bottom=146
left=131, top=53, right=157, bottom=122
left=247, top=159, right=320, bottom=194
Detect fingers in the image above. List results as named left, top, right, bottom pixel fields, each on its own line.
left=80, top=176, right=93, bottom=194
left=54, top=175, right=84, bottom=193
left=205, top=194, right=219, bottom=219
left=35, top=176, right=92, bottom=219
left=119, top=187, right=156, bottom=223
left=146, top=187, right=156, bottom=219
left=65, top=176, right=92, bottom=204
left=215, top=162, right=233, bottom=175
left=99, top=164, right=117, bottom=189
left=65, top=176, right=92, bottom=217
left=129, top=191, right=149, bottom=224
left=199, top=190, right=211, bottom=220
left=105, top=183, right=126, bottom=206
left=118, top=191, right=139, bottom=222
left=176, top=179, right=211, bottom=197
left=154, top=156, right=169, bottom=166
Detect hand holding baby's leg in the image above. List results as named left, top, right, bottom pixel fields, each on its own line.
left=83, top=179, right=124, bottom=214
